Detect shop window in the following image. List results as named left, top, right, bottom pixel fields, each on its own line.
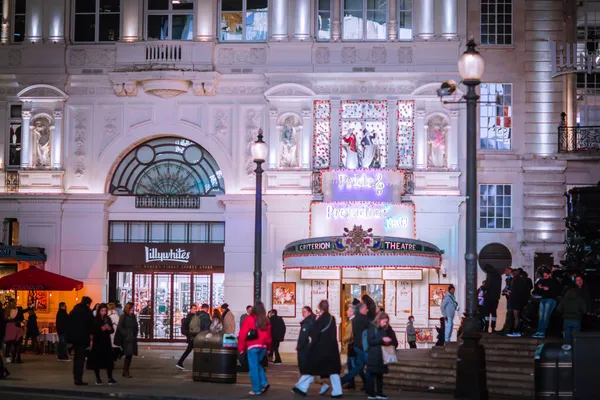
left=317, top=0, right=331, bottom=40
left=340, top=100, right=388, bottom=169
left=342, top=0, right=387, bottom=41
left=313, top=100, right=331, bottom=169
left=479, top=184, right=512, bottom=230
left=149, top=222, right=166, bottom=243
left=194, top=275, right=211, bottom=306
left=146, top=0, right=194, bottom=40
left=168, top=222, right=186, bottom=243
left=397, top=100, right=414, bottom=168
left=212, top=273, right=225, bottom=307
left=110, top=221, right=127, bottom=242
left=398, top=0, right=412, bottom=40
left=13, top=0, right=25, bottom=43
left=220, top=0, right=268, bottom=42
left=480, top=83, right=512, bottom=150
left=73, top=0, right=120, bottom=43
left=210, top=223, right=225, bottom=243
left=190, top=222, right=209, bottom=243
left=129, top=222, right=148, bottom=242
left=480, top=0, right=512, bottom=45
left=109, top=221, right=226, bottom=244
left=7, top=104, right=22, bottom=169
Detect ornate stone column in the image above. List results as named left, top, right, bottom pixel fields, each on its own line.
left=270, top=0, right=288, bottom=41
left=294, top=0, right=311, bottom=41
left=52, top=111, right=63, bottom=169
left=25, top=0, right=43, bottom=43
left=268, top=108, right=279, bottom=169
left=331, top=0, right=341, bottom=41
left=387, top=0, right=398, bottom=41
left=330, top=99, right=341, bottom=168
left=301, top=108, right=312, bottom=168
left=448, top=110, right=459, bottom=169
left=195, top=0, right=215, bottom=41
left=416, top=0, right=434, bottom=40
left=387, top=99, right=398, bottom=168
left=122, top=0, right=141, bottom=42
left=21, top=111, right=32, bottom=169
left=414, top=108, right=426, bottom=169
left=440, top=0, right=458, bottom=40
left=1, top=0, right=9, bottom=44
left=45, top=0, right=65, bottom=43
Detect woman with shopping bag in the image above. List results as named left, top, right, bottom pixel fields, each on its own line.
left=365, top=312, right=398, bottom=400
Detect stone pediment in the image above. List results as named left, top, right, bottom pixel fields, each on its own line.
left=264, top=83, right=316, bottom=100
left=108, top=71, right=220, bottom=98
left=17, top=84, right=69, bottom=102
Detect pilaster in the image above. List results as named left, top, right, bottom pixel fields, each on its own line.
left=45, top=0, right=65, bottom=43
left=331, top=0, right=341, bottom=41
left=270, top=0, right=289, bottom=41
left=415, top=107, right=426, bottom=169
left=25, top=0, right=43, bottom=43
left=52, top=110, right=63, bottom=169
left=195, top=0, right=215, bottom=41
left=294, top=0, right=312, bottom=41
left=122, top=0, right=141, bottom=42
left=20, top=110, right=32, bottom=169
left=448, top=110, right=459, bottom=169
left=416, top=0, right=434, bottom=40
left=440, top=0, right=458, bottom=40
left=330, top=99, right=341, bottom=168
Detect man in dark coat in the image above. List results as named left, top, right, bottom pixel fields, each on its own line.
left=295, top=307, right=315, bottom=376
left=341, top=303, right=370, bottom=387
left=482, top=266, right=502, bottom=332
left=66, top=296, right=94, bottom=385
left=499, top=267, right=514, bottom=333
left=507, top=269, right=532, bottom=337
left=268, top=309, right=286, bottom=364
left=0, top=302, right=9, bottom=379
left=176, top=304, right=197, bottom=370
left=55, top=302, right=69, bottom=361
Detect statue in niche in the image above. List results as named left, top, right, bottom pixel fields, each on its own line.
left=427, top=116, right=448, bottom=168
left=359, top=128, right=380, bottom=168
left=32, top=117, right=51, bottom=167
left=279, top=116, right=299, bottom=168
left=342, top=128, right=359, bottom=169
left=342, top=127, right=380, bottom=169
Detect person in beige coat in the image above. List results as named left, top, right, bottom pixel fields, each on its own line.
left=221, top=303, right=235, bottom=334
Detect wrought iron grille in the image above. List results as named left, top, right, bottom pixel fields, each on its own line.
left=135, top=196, right=201, bottom=209
left=404, top=171, right=415, bottom=195
left=558, top=113, right=600, bottom=152
left=311, top=171, right=322, bottom=195
left=5, top=171, right=19, bottom=193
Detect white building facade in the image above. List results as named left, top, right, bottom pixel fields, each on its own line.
left=0, top=0, right=597, bottom=345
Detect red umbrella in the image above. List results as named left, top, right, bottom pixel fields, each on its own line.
left=0, top=266, right=84, bottom=291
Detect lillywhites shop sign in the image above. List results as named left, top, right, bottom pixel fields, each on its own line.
left=311, top=202, right=415, bottom=238
left=145, top=247, right=191, bottom=263
left=549, top=41, right=600, bottom=77
left=321, top=170, right=405, bottom=202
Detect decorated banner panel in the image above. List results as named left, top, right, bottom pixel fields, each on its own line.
left=340, top=100, right=388, bottom=169
left=320, top=169, right=406, bottom=203
left=310, top=201, right=415, bottom=238
left=283, top=226, right=442, bottom=270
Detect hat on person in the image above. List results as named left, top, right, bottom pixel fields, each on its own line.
left=352, top=298, right=361, bottom=306
left=221, top=303, right=229, bottom=309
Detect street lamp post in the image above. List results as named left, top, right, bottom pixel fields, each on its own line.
left=455, top=40, right=488, bottom=400
left=251, top=128, right=268, bottom=304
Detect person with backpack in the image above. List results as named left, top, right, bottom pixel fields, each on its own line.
left=340, top=302, right=370, bottom=389
left=365, top=312, right=398, bottom=400
left=175, top=304, right=199, bottom=370
left=221, top=303, right=235, bottom=334
left=238, top=301, right=272, bottom=396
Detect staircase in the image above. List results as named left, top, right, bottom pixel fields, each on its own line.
left=387, top=334, right=557, bottom=398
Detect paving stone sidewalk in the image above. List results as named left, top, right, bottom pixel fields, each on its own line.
left=0, top=348, right=452, bottom=400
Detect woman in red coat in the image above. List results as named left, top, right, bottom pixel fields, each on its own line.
left=238, top=301, right=272, bottom=396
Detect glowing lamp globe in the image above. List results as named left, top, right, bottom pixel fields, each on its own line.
left=458, top=40, right=485, bottom=82
left=251, top=129, right=269, bottom=162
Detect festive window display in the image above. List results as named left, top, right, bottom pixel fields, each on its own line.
left=397, top=100, right=414, bottom=168
left=480, top=83, right=512, bottom=150
left=340, top=100, right=388, bottom=169
left=426, top=114, right=448, bottom=168
left=313, top=100, right=332, bottom=169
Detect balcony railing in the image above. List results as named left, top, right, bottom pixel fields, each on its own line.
left=145, top=44, right=182, bottom=62
left=558, top=112, right=600, bottom=153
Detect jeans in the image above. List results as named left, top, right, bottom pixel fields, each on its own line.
left=177, top=339, right=194, bottom=365
left=247, top=348, right=268, bottom=393
left=445, top=318, right=454, bottom=342
left=73, top=344, right=86, bottom=383
left=57, top=334, right=68, bottom=360
left=537, top=299, right=557, bottom=335
left=563, top=319, right=581, bottom=344
left=366, top=373, right=384, bottom=396
left=341, top=346, right=367, bottom=385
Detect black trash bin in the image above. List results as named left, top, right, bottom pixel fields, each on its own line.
left=573, top=332, right=600, bottom=400
left=192, top=331, right=238, bottom=383
left=534, top=343, right=573, bottom=400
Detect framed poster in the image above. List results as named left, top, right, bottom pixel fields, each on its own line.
left=34, top=291, right=49, bottom=313
left=428, top=284, right=450, bottom=320
left=311, top=280, right=328, bottom=309
left=415, top=328, right=435, bottom=344
left=396, top=281, right=412, bottom=316
left=272, top=282, right=296, bottom=318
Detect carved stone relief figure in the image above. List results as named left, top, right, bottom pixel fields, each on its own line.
left=31, top=116, right=52, bottom=167
left=278, top=115, right=300, bottom=168
left=426, top=115, right=448, bottom=168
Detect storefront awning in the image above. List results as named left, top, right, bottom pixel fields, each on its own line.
left=282, top=226, right=442, bottom=270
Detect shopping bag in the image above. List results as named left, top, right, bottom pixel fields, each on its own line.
left=381, top=345, right=397, bottom=365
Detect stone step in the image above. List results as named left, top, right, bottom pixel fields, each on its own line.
left=431, top=347, right=537, bottom=359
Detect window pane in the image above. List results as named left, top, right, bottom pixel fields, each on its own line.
left=247, top=0, right=268, bottom=9
left=148, top=0, right=169, bottom=10
left=173, top=274, right=191, bottom=339
left=246, top=9, right=268, bottom=41
left=100, top=0, right=120, bottom=12
left=110, top=222, right=126, bottom=242
left=317, top=11, right=331, bottom=40
left=367, top=0, right=387, bottom=9
left=169, top=222, right=186, bottom=242
left=75, top=0, right=95, bottom=13
left=172, top=0, right=194, bottom=10
left=172, top=14, right=194, bottom=40
left=129, top=222, right=147, bottom=242
left=212, top=273, right=225, bottom=309
left=15, top=0, right=26, bottom=14
left=150, top=222, right=166, bottom=242
left=319, top=0, right=331, bottom=11
left=222, top=0, right=243, bottom=11
left=343, top=10, right=363, bottom=40
left=153, top=274, right=171, bottom=339
left=74, top=14, right=96, bottom=42
left=148, top=15, right=169, bottom=40
left=221, top=12, right=243, bottom=40
left=190, top=223, right=209, bottom=243
left=193, top=275, right=211, bottom=307
left=99, top=13, right=120, bottom=41
left=13, top=15, right=26, bottom=42
left=345, top=0, right=363, bottom=9
left=366, top=10, right=386, bottom=40
left=210, top=223, right=225, bottom=243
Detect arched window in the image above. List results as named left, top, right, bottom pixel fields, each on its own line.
left=109, top=137, right=225, bottom=198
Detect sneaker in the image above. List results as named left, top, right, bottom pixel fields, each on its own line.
left=74, top=381, right=88, bottom=386
left=5, top=358, right=10, bottom=363
left=533, top=333, right=545, bottom=339
left=377, top=395, right=389, bottom=400
left=175, top=363, right=185, bottom=370
left=248, top=391, right=262, bottom=395
left=272, top=362, right=282, bottom=365
left=368, top=396, right=378, bottom=400
left=292, top=387, right=307, bottom=397
left=506, top=332, right=522, bottom=337
left=262, top=384, right=270, bottom=394
left=95, top=379, right=103, bottom=386
left=108, top=379, right=118, bottom=386
left=320, top=384, right=331, bottom=396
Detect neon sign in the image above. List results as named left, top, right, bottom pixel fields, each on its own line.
left=325, top=204, right=389, bottom=220
left=337, top=172, right=385, bottom=196
left=384, top=216, right=409, bottom=230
